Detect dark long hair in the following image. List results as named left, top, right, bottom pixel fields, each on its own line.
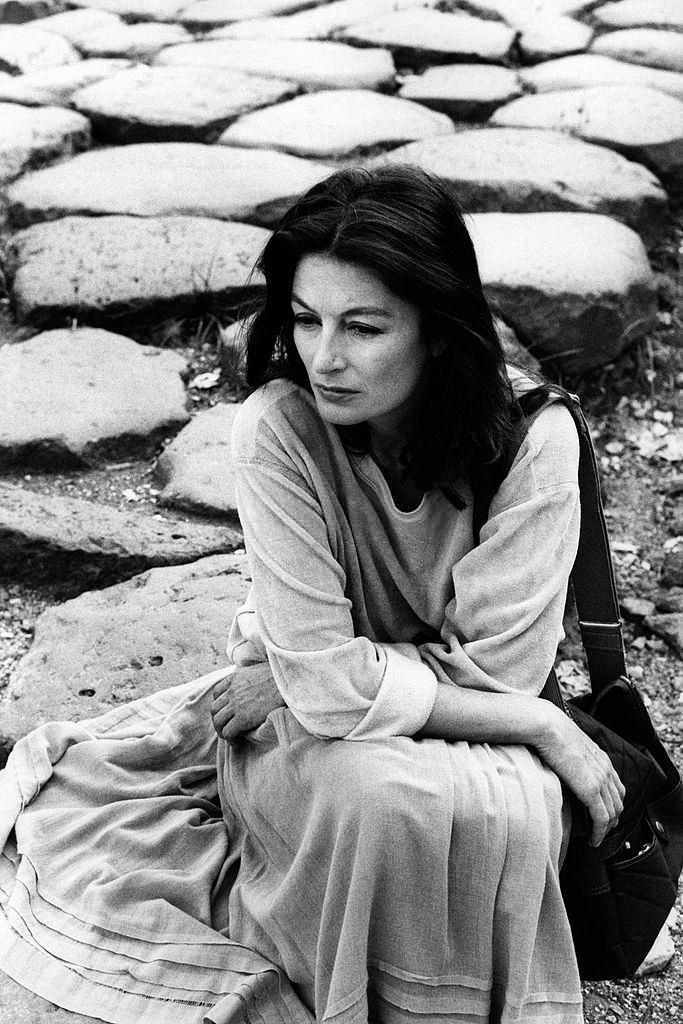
left=245, top=164, right=514, bottom=493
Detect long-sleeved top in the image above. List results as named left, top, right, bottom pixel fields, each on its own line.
left=227, top=375, right=581, bottom=741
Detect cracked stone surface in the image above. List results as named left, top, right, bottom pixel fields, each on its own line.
left=220, top=88, right=454, bottom=158
left=10, top=214, right=269, bottom=325
left=0, top=23, right=80, bottom=72
left=491, top=84, right=683, bottom=189
left=398, top=64, right=522, bottom=120
left=519, top=53, right=683, bottom=100
left=0, top=328, right=190, bottom=467
left=590, top=27, right=683, bottom=73
left=0, top=552, right=250, bottom=749
left=337, top=8, right=516, bottom=65
left=469, top=210, right=658, bottom=367
left=374, top=128, right=668, bottom=239
left=0, top=480, right=243, bottom=582
left=592, top=0, right=683, bottom=31
left=208, top=0, right=434, bottom=40
left=0, top=101, right=90, bottom=185
left=0, top=59, right=133, bottom=107
left=154, top=402, right=242, bottom=516
left=6, top=142, right=333, bottom=227
left=155, top=38, right=396, bottom=91
left=72, top=65, right=298, bottom=143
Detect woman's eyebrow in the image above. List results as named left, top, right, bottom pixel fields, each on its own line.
left=291, top=293, right=392, bottom=318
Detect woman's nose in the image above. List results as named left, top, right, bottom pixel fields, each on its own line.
left=312, top=326, right=346, bottom=373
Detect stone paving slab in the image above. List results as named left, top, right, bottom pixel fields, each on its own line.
left=0, top=481, right=243, bottom=583
left=62, top=0, right=188, bottom=19
left=519, top=52, right=683, bottom=100
left=469, top=210, right=657, bottom=367
left=0, top=23, right=80, bottom=72
left=591, top=27, right=683, bottom=72
left=155, top=402, right=241, bottom=515
left=491, top=84, right=683, bottom=189
left=0, top=0, right=62, bottom=22
left=0, top=101, right=90, bottom=184
left=517, top=16, right=593, bottom=61
left=337, top=9, right=516, bottom=65
left=73, top=65, right=298, bottom=143
left=10, top=214, right=269, bottom=324
left=79, top=19, right=190, bottom=60
left=457, top=0, right=596, bottom=17
left=373, top=128, right=667, bottom=239
left=154, top=38, right=396, bottom=91
left=220, top=89, right=454, bottom=158
left=178, top=0, right=324, bottom=27
left=30, top=7, right=124, bottom=46
left=0, top=58, right=132, bottom=105
left=593, top=0, right=683, bottom=31
left=398, top=64, right=522, bottom=119
left=0, top=327, right=190, bottom=466
left=6, top=142, right=333, bottom=227
left=209, top=0, right=434, bottom=41
left=0, top=552, right=249, bottom=748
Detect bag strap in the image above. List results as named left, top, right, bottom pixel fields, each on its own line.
left=471, top=383, right=627, bottom=695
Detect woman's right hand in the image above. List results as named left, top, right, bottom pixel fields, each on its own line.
left=535, top=705, right=626, bottom=848
left=211, top=662, right=286, bottom=742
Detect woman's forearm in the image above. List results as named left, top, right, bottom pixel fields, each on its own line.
left=416, top=682, right=552, bottom=747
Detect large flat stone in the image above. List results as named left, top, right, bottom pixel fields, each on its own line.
left=519, top=53, right=683, bottom=101
left=220, top=89, right=454, bottom=158
left=6, top=143, right=333, bottom=228
left=60, top=0, right=188, bottom=19
left=0, top=24, right=80, bottom=72
left=73, top=66, right=297, bottom=143
left=337, top=9, right=515, bottom=65
left=0, top=481, right=243, bottom=583
left=0, top=552, right=249, bottom=752
left=0, top=327, right=190, bottom=466
left=517, top=16, right=594, bottom=61
left=491, top=85, right=683, bottom=189
left=154, top=402, right=241, bottom=515
left=591, top=28, right=683, bottom=72
left=469, top=211, right=657, bottom=368
left=373, top=128, right=667, bottom=239
left=398, top=63, right=522, bottom=119
left=0, top=101, right=90, bottom=185
left=10, top=215, right=269, bottom=325
left=30, top=7, right=124, bottom=47
left=0, top=0, right=62, bottom=22
left=0, top=59, right=132, bottom=106
left=178, top=0, right=325, bottom=26
left=72, top=18, right=190, bottom=60
left=154, top=39, right=396, bottom=91
left=455, top=0, right=598, bottom=17
left=593, top=0, right=683, bottom=31
left=209, top=0, right=434, bottom=40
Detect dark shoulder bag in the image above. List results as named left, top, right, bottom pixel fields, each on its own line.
left=470, top=383, right=683, bottom=981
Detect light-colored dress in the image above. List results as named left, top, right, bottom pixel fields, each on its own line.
left=0, top=376, right=584, bottom=1024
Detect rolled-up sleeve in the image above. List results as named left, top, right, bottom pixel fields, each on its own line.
left=419, top=402, right=581, bottom=697
left=230, top=399, right=438, bottom=740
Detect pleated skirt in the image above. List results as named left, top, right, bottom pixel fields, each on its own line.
left=0, top=673, right=583, bottom=1024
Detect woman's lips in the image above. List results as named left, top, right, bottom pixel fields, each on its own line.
left=314, top=384, right=359, bottom=399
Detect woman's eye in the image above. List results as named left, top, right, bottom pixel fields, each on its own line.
left=293, top=314, right=319, bottom=329
left=348, top=323, right=381, bottom=337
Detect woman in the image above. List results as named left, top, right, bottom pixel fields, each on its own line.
left=210, top=166, right=624, bottom=1022
left=0, top=166, right=623, bottom=1024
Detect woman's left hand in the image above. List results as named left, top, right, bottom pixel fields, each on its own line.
left=211, top=663, right=286, bottom=742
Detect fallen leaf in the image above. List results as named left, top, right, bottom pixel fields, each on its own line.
left=190, top=370, right=221, bottom=390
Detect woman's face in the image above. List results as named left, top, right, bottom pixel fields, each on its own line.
left=291, top=253, right=427, bottom=441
